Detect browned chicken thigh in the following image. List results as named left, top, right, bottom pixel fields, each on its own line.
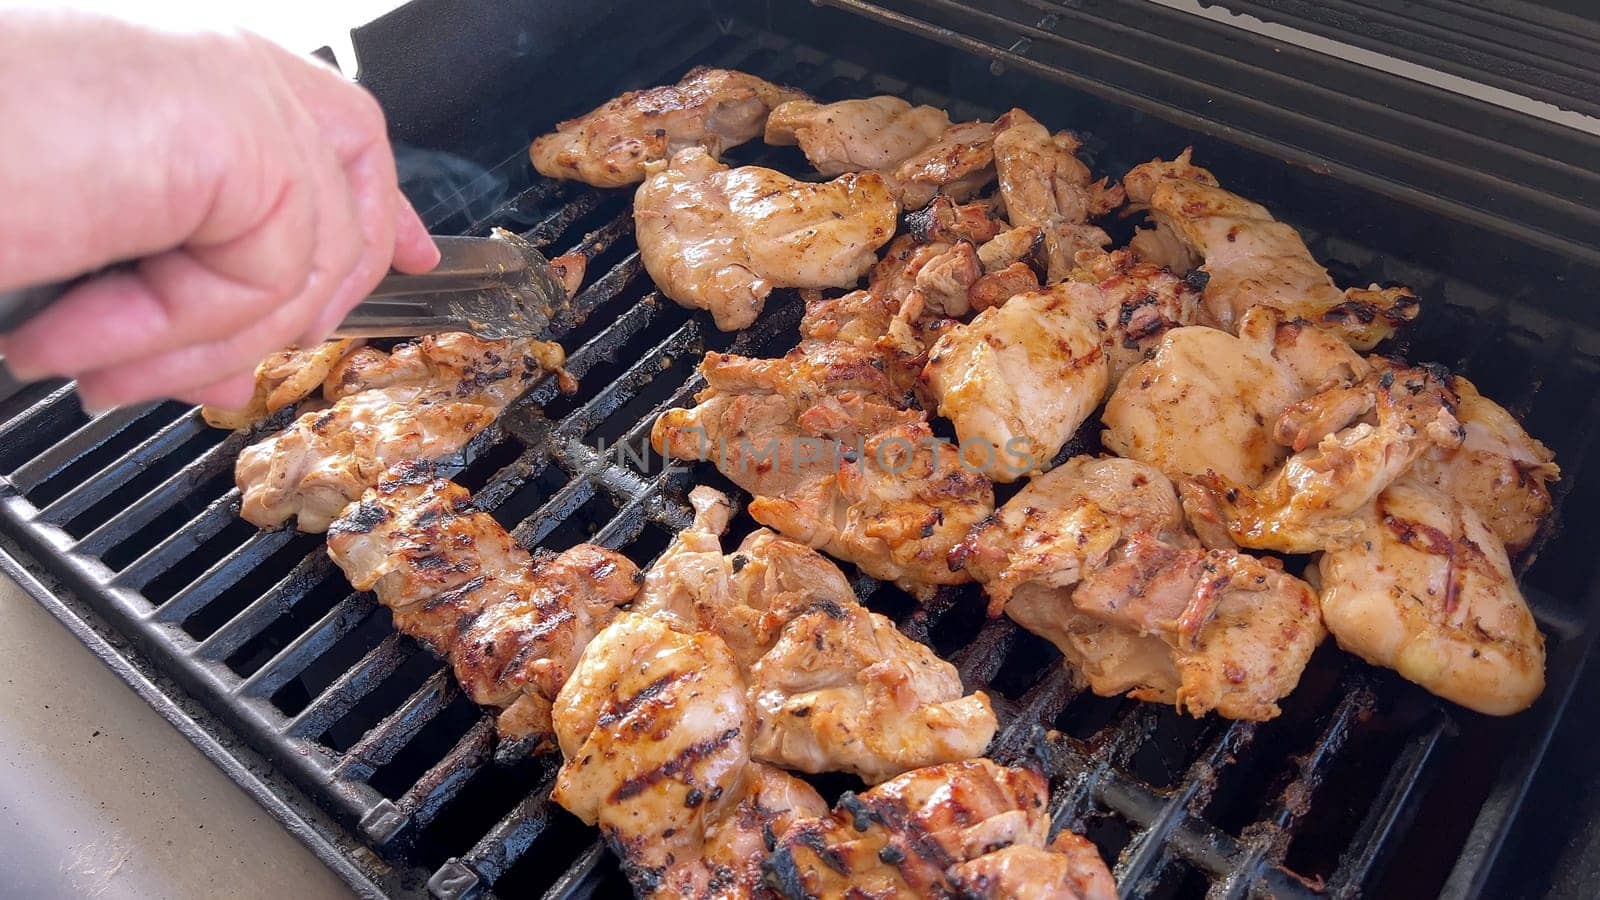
left=956, top=456, right=1324, bottom=720
left=1102, top=306, right=1370, bottom=486
left=235, top=334, right=568, bottom=531
left=325, top=462, right=641, bottom=748
left=766, top=759, right=1115, bottom=900
left=1123, top=150, right=1418, bottom=350
left=638, top=487, right=997, bottom=783
left=634, top=148, right=899, bottom=330
left=764, top=96, right=953, bottom=177
left=1312, top=474, right=1545, bottom=715
left=531, top=67, right=806, bottom=187
left=200, top=338, right=363, bottom=430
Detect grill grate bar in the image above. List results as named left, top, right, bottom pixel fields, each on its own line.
left=37, top=405, right=212, bottom=522
left=399, top=716, right=499, bottom=833
left=193, top=551, right=337, bottom=661
left=1209, top=682, right=1376, bottom=899
left=1054, top=706, right=1161, bottom=826
left=111, top=487, right=243, bottom=589
left=951, top=617, right=1018, bottom=686
left=523, top=192, right=604, bottom=250
left=7, top=402, right=162, bottom=494
left=285, top=632, right=419, bottom=739
left=519, top=295, right=665, bottom=412
left=1115, top=720, right=1258, bottom=894
left=149, top=528, right=301, bottom=622
left=436, top=772, right=562, bottom=899
left=0, top=381, right=75, bottom=437
left=236, top=592, right=377, bottom=700
left=508, top=475, right=599, bottom=548
left=335, top=668, right=459, bottom=782
left=1324, top=708, right=1456, bottom=895
left=73, top=438, right=241, bottom=559
left=551, top=321, right=705, bottom=441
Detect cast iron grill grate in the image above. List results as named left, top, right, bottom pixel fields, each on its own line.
left=2, top=18, right=1598, bottom=900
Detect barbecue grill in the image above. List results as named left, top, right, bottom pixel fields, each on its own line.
left=3, top=1, right=1598, bottom=897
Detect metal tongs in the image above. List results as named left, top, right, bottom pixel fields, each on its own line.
left=0, top=228, right=572, bottom=341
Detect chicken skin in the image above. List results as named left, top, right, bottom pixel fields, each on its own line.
left=651, top=345, right=921, bottom=497
left=1311, top=475, right=1545, bottom=715
left=1123, top=150, right=1418, bottom=350
left=235, top=334, right=567, bottom=531
left=991, top=109, right=1122, bottom=282
left=201, top=339, right=363, bottom=430
left=531, top=66, right=806, bottom=188
left=764, top=96, right=952, bottom=177
left=637, top=487, right=997, bottom=783
left=748, top=421, right=996, bottom=600
left=887, top=118, right=1004, bottom=209
left=766, top=759, right=1115, bottom=900
left=955, top=457, right=1325, bottom=720
left=923, top=287, right=1108, bottom=479
left=1182, top=363, right=1467, bottom=554
left=1410, top=375, right=1559, bottom=553
left=1102, top=306, right=1370, bottom=486
left=325, top=462, right=641, bottom=747
left=634, top=148, right=898, bottom=331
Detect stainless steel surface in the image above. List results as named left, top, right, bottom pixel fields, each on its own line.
left=0, top=575, right=352, bottom=900
left=331, top=230, right=570, bottom=340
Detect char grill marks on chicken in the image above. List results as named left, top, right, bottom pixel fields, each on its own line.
left=633, top=148, right=900, bottom=331
left=765, top=758, right=1116, bottom=900
left=233, top=332, right=571, bottom=532
left=531, top=66, right=807, bottom=188
left=326, top=461, right=641, bottom=749
left=634, top=487, right=997, bottom=784
left=954, top=456, right=1324, bottom=720
left=1123, top=149, right=1418, bottom=350
left=552, top=610, right=829, bottom=899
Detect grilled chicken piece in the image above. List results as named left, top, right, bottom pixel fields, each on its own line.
left=634, top=148, right=899, bottom=331
left=887, top=118, right=1003, bottom=209
left=749, top=421, right=996, bottom=600
left=530, top=66, right=805, bottom=188
left=764, top=96, right=952, bottom=177
left=1183, top=363, right=1466, bottom=554
left=325, top=462, right=640, bottom=747
left=555, top=611, right=828, bottom=898
left=236, top=334, right=565, bottom=531
left=651, top=345, right=921, bottom=497
left=766, top=759, right=1115, bottom=900
left=992, top=110, right=1121, bottom=282
left=1060, top=249, right=1207, bottom=385
left=923, top=288, right=1108, bottom=480
left=906, top=195, right=1008, bottom=246
left=1410, top=375, right=1559, bottom=553
left=1102, top=307, right=1370, bottom=487
left=749, top=595, right=996, bottom=783
left=1124, top=150, right=1418, bottom=350
left=955, top=457, right=1324, bottom=720
left=201, top=339, right=363, bottom=430
left=638, top=487, right=997, bottom=783
left=948, top=832, right=1118, bottom=900
left=703, top=764, right=830, bottom=898
left=978, top=225, right=1044, bottom=274
left=1311, top=474, right=1545, bottom=715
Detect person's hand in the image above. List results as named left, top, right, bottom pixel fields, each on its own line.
left=0, top=10, right=440, bottom=411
